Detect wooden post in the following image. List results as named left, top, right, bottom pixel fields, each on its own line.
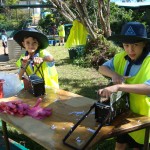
left=144, top=127, right=150, bottom=150
left=2, top=120, right=10, bottom=150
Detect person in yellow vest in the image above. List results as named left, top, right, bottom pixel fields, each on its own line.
left=98, top=22, right=150, bottom=150
left=13, top=28, right=59, bottom=89
left=58, top=21, right=65, bottom=46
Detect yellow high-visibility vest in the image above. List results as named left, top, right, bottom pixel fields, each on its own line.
left=58, top=25, right=65, bottom=37
left=114, top=51, right=150, bottom=144
left=16, top=50, right=59, bottom=89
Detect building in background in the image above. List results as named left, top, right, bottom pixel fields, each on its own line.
left=18, top=0, right=41, bottom=25
left=111, top=0, right=150, bottom=8
left=0, top=0, right=42, bottom=25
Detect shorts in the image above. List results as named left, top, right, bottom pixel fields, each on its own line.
left=116, top=134, right=144, bottom=148
left=2, top=42, right=7, bottom=48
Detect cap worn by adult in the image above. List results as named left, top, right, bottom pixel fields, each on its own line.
left=13, top=28, right=49, bottom=49
left=108, top=22, right=150, bottom=44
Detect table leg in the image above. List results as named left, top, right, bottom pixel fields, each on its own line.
left=144, top=127, right=150, bottom=150
left=1, top=120, right=10, bottom=150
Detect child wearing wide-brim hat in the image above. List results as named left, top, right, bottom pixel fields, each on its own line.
left=14, top=28, right=59, bottom=89
left=98, top=22, right=150, bottom=150
left=14, top=28, right=49, bottom=49
left=108, top=21, right=150, bottom=44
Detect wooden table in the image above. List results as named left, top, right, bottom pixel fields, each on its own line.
left=0, top=88, right=150, bottom=150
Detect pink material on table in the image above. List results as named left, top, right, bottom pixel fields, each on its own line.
left=0, top=98, right=52, bottom=119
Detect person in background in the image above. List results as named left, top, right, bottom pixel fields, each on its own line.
left=58, top=21, right=65, bottom=46
left=50, top=24, right=57, bottom=46
left=1, top=29, right=8, bottom=55
left=98, top=22, right=150, bottom=150
left=13, top=28, right=59, bottom=89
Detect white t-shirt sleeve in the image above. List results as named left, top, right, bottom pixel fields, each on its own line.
left=2, top=35, right=7, bottom=42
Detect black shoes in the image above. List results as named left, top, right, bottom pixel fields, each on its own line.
left=58, top=44, right=64, bottom=46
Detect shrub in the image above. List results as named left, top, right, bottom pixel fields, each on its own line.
left=83, top=35, right=123, bottom=70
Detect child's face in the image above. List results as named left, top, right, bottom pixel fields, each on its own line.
left=123, top=42, right=146, bottom=61
left=22, top=37, right=39, bottom=54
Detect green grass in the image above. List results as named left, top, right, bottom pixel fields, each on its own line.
left=1, top=45, right=115, bottom=150
left=48, top=45, right=108, bottom=99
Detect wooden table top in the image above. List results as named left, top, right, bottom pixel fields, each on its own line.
left=0, top=88, right=150, bottom=150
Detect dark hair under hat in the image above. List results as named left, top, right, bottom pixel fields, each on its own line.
left=108, top=22, right=150, bottom=43
left=1, top=29, right=6, bottom=33
left=13, top=28, right=49, bottom=49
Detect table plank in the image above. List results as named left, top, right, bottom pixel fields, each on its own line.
left=0, top=88, right=96, bottom=150
left=0, top=88, right=150, bottom=150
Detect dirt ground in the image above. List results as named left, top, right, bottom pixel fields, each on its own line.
left=0, top=40, right=18, bottom=73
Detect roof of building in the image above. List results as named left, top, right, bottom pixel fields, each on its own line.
left=0, top=4, right=53, bottom=9
left=113, top=1, right=150, bottom=8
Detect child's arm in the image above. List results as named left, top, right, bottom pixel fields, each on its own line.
left=98, top=83, right=150, bottom=99
left=39, top=51, right=54, bottom=63
left=33, top=54, right=54, bottom=64
left=99, top=65, right=124, bottom=84
left=18, top=67, right=26, bottom=80
left=18, top=56, right=30, bottom=80
left=43, top=54, right=54, bottom=62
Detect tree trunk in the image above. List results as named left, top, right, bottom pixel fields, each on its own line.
left=74, top=0, right=97, bottom=39
left=49, top=0, right=111, bottom=39
left=98, top=0, right=111, bottom=37
left=49, top=0, right=75, bottom=22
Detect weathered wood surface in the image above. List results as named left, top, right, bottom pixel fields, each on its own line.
left=0, top=88, right=150, bottom=150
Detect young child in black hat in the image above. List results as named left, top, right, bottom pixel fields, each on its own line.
left=14, top=28, right=59, bottom=89
left=98, top=22, right=150, bottom=150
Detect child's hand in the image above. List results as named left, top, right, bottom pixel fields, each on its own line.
left=111, top=73, right=124, bottom=84
left=98, top=84, right=119, bottom=100
left=111, top=75, right=130, bottom=84
left=21, top=55, right=30, bottom=67
left=33, top=57, right=43, bottom=64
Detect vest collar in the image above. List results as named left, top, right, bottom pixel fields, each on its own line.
left=25, top=49, right=40, bottom=59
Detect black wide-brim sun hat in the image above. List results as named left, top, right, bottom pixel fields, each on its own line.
left=108, top=22, right=150, bottom=44
left=13, top=28, right=49, bottom=49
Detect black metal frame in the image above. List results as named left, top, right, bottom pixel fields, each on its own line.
left=63, top=103, right=111, bottom=150
left=63, top=92, right=129, bottom=150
